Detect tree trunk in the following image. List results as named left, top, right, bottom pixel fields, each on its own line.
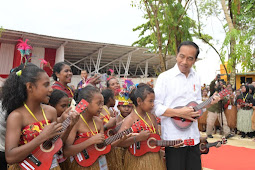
left=221, top=0, right=236, bottom=87
left=221, top=0, right=234, bottom=31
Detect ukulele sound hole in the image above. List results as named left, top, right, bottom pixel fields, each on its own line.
left=199, top=144, right=206, bottom=151
left=42, top=141, right=53, bottom=150
left=95, top=143, right=106, bottom=151
left=107, top=130, right=114, bottom=136
left=148, top=138, right=157, bottom=149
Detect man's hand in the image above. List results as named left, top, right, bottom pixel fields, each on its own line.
left=178, top=106, right=200, bottom=121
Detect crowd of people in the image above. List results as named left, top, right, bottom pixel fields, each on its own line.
left=199, top=78, right=255, bottom=140
left=0, top=41, right=253, bottom=170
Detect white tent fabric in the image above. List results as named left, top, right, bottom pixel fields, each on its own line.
left=56, top=45, right=64, bottom=63
left=0, top=43, right=15, bottom=74
left=31, top=47, right=45, bottom=68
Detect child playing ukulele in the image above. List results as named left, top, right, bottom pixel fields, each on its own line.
left=2, top=64, right=71, bottom=170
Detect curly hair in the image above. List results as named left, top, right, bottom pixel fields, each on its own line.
left=1, top=63, right=45, bottom=117
left=129, top=83, right=154, bottom=106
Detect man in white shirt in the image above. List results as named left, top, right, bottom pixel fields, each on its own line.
left=154, top=41, right=219, bottom=170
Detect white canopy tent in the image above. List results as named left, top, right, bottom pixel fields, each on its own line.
left=0, top=29, right=176, bottom=78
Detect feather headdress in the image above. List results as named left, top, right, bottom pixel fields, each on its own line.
left=39, top=59, right=53, bottom=71
left=16, top=39, right=32, bottom=64
left=117, top=79, right=134, bottom=106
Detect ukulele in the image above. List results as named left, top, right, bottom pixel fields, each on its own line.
left=199, top=137, right=227, bottom=154
left=128, top=134, right=194, bottom=156
left=19, top=99, right=88, bottom=170
left=236, top=99, right=252, bottom=108
left=74, top=121, right=146, bottom=167
left=104, top=122, right=123, bottom=137
left=172, top=89, right=230, bottom=129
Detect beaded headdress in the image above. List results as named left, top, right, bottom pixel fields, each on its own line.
left=117, top=79, right=134, bottom=106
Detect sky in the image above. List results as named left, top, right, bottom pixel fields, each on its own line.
left=0, top=0, right=227, bottom=85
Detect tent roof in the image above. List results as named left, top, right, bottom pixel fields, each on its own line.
left=0, top=29, right=176, bottom=76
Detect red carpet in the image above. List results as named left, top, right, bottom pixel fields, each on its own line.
left=202, top=145, right=255, bottom=170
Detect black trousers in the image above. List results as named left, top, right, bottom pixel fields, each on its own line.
left=0, top=151, right=7, bottom=170
left=165, top=144, right=201, bottom=170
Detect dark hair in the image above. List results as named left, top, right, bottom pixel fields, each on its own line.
left=81, top=69, right=88, bottom=73
left=106, top=77, right=117, bottom=88
left=49, top=89, right=68, bottom=107
left=241, top=85, right=249, bottom=94
left=248, top=85, right=254, bottom=95
left=101, top=89, right=114, bottom=105
left=130, top=83, right=154, bottom=106
left=52, top=62, right=68, bottom=81
left=177, top=41, right=200, bottom=59
left=1, top=63, right=46, bottom=117
left=77, top=85, right=100, bottom=103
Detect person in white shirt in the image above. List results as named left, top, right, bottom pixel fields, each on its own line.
left=0, top=100, right=7, bottom=170
left=154, top=41, right=220, bottom=170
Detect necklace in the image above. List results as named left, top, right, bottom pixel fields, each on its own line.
left=80, top=114, right=98, bottom=136
left=24, top=103, right=48, bottom=128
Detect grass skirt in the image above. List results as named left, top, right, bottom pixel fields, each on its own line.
left=123, top=150, right=166, bottom=170
left=224, top=106, right=237, bottom=129
left=59, top=159, right=70, bottom=170
left=237, top=109, right=253, bottom=133
left=68, top=158, right=100, bottom=170
left=198, top=110, right=208, bottom=131
left=8, top=164, right=61, bottom=170
left=106, top=147, right=125, bottom=170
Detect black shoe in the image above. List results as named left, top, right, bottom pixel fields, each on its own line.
left=226, top=133, right=234, bottom=139
left=247, top=132, right=253, bottom=138
left=241, top=132, right=246, bottom=138
left=207, top=135, right=213, bottom=138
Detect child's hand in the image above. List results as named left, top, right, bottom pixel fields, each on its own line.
left=59, top=107, right=72, bottom=122
left=40, top=122, right=63, bottom=140
left=69, top=110, right=80, bottom=126
left=137, top=130, right=150, bottom=141
left=90, top=133, right=105, bottom=144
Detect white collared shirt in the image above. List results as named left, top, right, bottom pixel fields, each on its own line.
left=154, top=64, right=202, bottom=145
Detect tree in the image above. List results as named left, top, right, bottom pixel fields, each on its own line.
left=132, top=0, right=194, bottom=72
left=194, top=0, right=255, bottom=87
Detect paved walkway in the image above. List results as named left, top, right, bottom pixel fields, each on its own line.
left=201, top=132, right=255, bottom=170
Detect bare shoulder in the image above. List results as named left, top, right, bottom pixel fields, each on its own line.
left=6, top=109, right=24, bottom=130
left=7, top=109, right=23, bottom=123
left=42, top=104, right=56, bottom=113
left=41, top=104, right=57, bottom=121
